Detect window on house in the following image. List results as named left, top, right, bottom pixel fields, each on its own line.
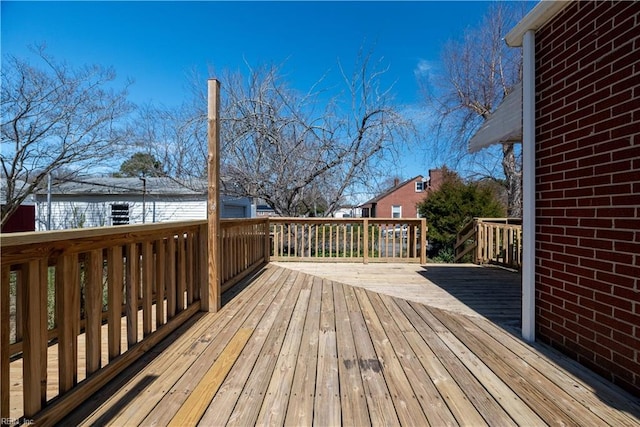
left=111, top=203, right=130, bottom=225
left=415, top=181, right=425, bottom=192
left=391, top=205, right=402, bottom=218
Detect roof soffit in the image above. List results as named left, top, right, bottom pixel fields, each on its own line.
left=505, top=0, right=571, bottom=47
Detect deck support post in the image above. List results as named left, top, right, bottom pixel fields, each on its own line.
left=205, top=79, right=221, bottom=312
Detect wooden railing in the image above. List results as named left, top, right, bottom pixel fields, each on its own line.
left=1, top=221, right=211, bottom=425
left=454, top=218, right=522, bottom=269
left=1, top=216, right=422, bottom=424
left=270, top=218, right=427, bottom=264
left=220, top=218, right=270, bottom=292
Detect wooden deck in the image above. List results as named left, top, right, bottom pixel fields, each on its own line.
left=60, top=263, right=640, bottom=426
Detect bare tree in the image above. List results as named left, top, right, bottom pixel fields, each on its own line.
left=220, top=55, right=413, bottom=217
left=139, top=54, right=414, bottom=217
left=1, top=47, right=133, bottom=226
left=421, top=2, right=527, bottom=216
left=132, top=101, right=207, bottom=181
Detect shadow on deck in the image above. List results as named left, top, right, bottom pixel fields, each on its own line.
left=63, top=263, right=640, bottom=426
left=419, top=264, right=522, bottom=330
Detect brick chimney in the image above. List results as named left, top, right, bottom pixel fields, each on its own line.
left=428, top=169, right=443, bottom=192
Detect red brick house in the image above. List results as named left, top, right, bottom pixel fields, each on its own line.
left=360, top=169, right=443, bottom=218
left=472, top=0, right=639, bottom=396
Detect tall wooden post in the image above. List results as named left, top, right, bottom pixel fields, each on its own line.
left=205, top=79, right=221, bottom=312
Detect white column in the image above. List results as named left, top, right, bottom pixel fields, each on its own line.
left=522, top=29, right=536, bottom=342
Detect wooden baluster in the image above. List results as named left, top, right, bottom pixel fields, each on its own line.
left=363, top=219, right=369, bottom=264
left=142, top=241, right=153, bottom=337
left=107, top=246, right=123, bottom=361
left=357, top=223, right=361, bottom=259
left=1, top=266, right=10, bottom=418
left=412, top=223, right=417, bottom=260
left=86, top=249, right=103, bottom=375
left=250, top=223, right=255, bottom=264
left=263, top=221, right=269, bottom=263
left=185, top=233, right=194, bottom=307
left=244, top=225, right=249, bottom=267
left=240, top=225, right=245, bottom=271
left=166, top=236, right=176, bottom=319
left=39, top=261, right=48, bottom=406
left=234, top=226, right=239, bottom=276
left=349, top=222, right=354, bottom=258
left=226, top=227, right=232, bottom=283
left=125, top=243, right=139, bottom=347
left=15, top=269, right=22, bottom=344
left=231, top=226, right=235, bottom=280
left=322, top=224, right=326, bottom=258
left=156, top=238, right=166, bottom=327
left=22, top=260, right=45, bottom=416
left=343, top=223, right=347, bottom=258
left=254, top=223, right=259, bottom=263
left=313, top=224, right=317, bottom=257
left=391, top=223, right=396, bottom=258
left=177, top=233, right=186, bottom=312
left=56, top=253, right=79, bottom=394
left=240, top=225, right=245, bottom=272
left=221, top=228, right=227, bottom=284
left=279, top=224, right=285, bottom=256
left=199, top=224, right=209, bottom=304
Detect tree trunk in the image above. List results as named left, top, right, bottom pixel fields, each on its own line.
left=501, top=143, right=522, bottom=217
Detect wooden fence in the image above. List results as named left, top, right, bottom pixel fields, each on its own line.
left=270, top=218, right=427, bottom=264
left=454, top=218, right=522, bottom=269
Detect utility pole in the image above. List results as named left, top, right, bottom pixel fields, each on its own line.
left=46, top=173, right=52, bottom=230
left=139, top=175, right=146, bottom=223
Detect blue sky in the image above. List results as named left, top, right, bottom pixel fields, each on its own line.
left=2, top=1, right=532, bottom=179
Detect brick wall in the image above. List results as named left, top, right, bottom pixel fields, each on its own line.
left=376, top=177, right=425, bottom=218
left=535, top=0, right=640, bottom=396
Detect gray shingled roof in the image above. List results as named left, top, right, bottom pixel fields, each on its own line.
left=37, top=177, right=208, bottom=196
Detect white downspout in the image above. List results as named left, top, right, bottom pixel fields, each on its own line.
left=522, top=29, right=536, bottom=342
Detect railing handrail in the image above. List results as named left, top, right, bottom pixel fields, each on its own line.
left=269, top=217, right=425, bottom=223
left=2, top=218, right=272, bottom=424
left=470, top=217, right=522, bottom=225
left=0, top=220, right=208, bottom=248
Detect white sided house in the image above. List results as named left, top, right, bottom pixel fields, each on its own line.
left=34, top=177, right=254, bottom=231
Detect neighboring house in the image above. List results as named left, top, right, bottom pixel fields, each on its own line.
left=471, top=1, right=639, bottom=395
left=0, top=205, right=35, bottom=233
left=255, top=199, right=277, bottom=217
left=332, top=206, right=362, bottom=218
left=34, top=177, right=255, bottom=230
left=0, top=179, right=36, bottom=233
left=359, top=169, right=443, bottom=218
left=254, top=200, right=361, bottom=218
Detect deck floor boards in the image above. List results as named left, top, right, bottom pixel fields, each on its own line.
left=57, top=263, right=640, bottom=426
